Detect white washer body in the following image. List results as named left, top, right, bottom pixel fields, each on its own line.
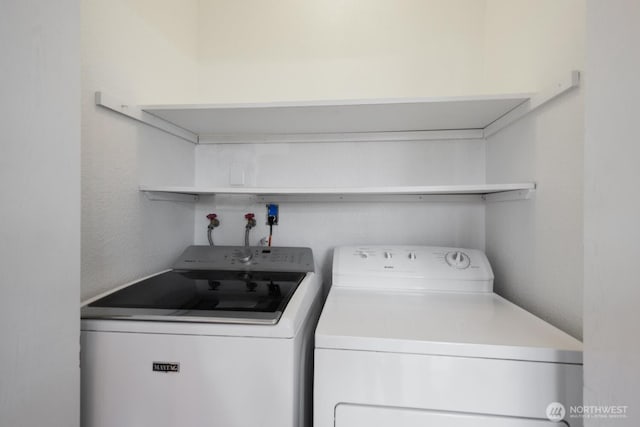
left=315, top=246, right=583, bottom=427
left=81, top=269, right=321, bottom=427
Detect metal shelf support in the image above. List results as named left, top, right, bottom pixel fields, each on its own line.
left=95, top=92, right=198, bottom=144
left=483, top=71, right=581, bottom=138
left=142, top=191, right=199, bottom=203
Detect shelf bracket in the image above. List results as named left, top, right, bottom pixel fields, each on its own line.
left=255, top=194, right=484, bottom=203
left=142, top=191, right=199, bottom=203
left=95, top=92, right=199, bottom=144
left=482, top=188, right=535, bottom=203
left=198, top=129, right=485, bottom=144
left=483, top=70, right=581, bottom=138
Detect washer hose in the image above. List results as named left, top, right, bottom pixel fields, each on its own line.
left=244, top=213, right=256, bottom=246
left=206, top=213, right=219, bottom=246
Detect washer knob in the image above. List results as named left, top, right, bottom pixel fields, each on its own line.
left=445, top=251, right=471, bottom=269
left=408, top=252, right=417, bottom=260
left=237, top=248, right=253, bottom=263
left=384, top=251, right=393, bottom=259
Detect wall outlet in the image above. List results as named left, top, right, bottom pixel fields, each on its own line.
left=229, top=163, right=245, bottom=186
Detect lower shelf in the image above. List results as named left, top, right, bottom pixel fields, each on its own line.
left=139, top=183, right=536, bottom=203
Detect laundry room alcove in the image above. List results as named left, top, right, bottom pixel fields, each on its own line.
left=81, top=0, right=585, bottom=345
left=87, top=70, right=580, bottom=312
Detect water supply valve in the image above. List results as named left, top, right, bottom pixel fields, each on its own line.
left=244, top=213, right=256, bottom=228
left=244, top=213, right=256, bottom=247
left=207, top=213, right=220, bottom=229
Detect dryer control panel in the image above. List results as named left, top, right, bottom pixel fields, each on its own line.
left=332, top=246, right=493, bottom=292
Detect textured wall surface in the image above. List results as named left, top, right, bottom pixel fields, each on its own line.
left=81, top=0, right=199, bottom=300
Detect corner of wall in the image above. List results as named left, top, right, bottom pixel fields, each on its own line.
left=483, top=0, right=585, bottom=339
left=81, top=0, right=199, bottom=300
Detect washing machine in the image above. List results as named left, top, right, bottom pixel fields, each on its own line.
left=314, top=246, right=583, bottom=427
left=81, top=245, right=321, bottom=427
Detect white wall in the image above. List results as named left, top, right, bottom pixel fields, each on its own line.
left=483, top=0, right=585, bottom=339
left=194, top=140, right=487, bottom=280
left=81, top=0, right=200, bottom=300
left=0, top=1, right=80, bottom=426
left=196, top=0, right=487, bottom=102
left=584, top=1, right=640, bottom=423
left=482, top=0, right=585, bottom=92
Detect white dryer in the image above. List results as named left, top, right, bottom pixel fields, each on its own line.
left=314, top=246, right=583, bottom=427
left=81, top=246, right=321, bottom=427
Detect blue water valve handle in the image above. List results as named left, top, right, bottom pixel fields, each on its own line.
left=266, top=204, right=279, bottom=225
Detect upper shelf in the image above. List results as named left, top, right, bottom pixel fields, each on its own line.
left=95, top=70, right=580, bottom=144
left=141, top=94, right=529, bottom=136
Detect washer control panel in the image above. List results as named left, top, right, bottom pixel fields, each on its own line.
left=173, top=245, right=314, bottom=273
left=333, top=246, right=494, bottom=292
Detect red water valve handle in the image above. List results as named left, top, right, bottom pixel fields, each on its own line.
left=244, top=212, right=256, bottom=228
left=206, top=213, right=219, bottom=227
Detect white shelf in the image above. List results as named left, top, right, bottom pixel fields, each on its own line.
left=96, top=71, right=579, bottom=144
left=140, top=183, right=536, bottom=203
left=141, top=95, right=529, bottom=141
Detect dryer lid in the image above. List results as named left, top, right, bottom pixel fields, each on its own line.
left=315, top=288, right=583, bottom=364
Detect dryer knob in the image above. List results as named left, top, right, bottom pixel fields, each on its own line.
left=445, top=251, right=471, bottom=269
left=408, top=252, right=417, bottom=260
